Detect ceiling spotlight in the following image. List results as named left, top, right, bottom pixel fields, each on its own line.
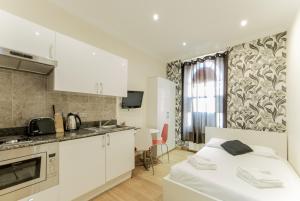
left=92, top=52, right=96, bottom=56
left=35, top=31, right=40, bottom=36
left=182, top=42, right=187, bottom=46
left=153, top=13, right=159, bottom=21
left=240, top=20, right=248, bottom=27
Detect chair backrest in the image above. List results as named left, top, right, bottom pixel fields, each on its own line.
left=161, top=123, right=168, bottom=143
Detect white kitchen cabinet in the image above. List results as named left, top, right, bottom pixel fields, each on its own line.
left=58, top=130, right=134, bottom=200
left=18, top=186, right=59, bottom=201
left=50, top=32, right=128, bottom=96
left=0, top=10, right=55, bottom=59
left=147, top=77, right=176, bottom=157
left=59, top=135, right=106, bottom=201
left=106, top=130, right=135, bottom=182
left=93, top=47, right=128, bottom=97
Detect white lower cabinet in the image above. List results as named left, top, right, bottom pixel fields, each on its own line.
left=18, top=186, right=59, bottom=201
left=106, top=130, right=135, bottom=182
left=59, top=135, right=106, bottom=201
left=59, top=130, right=135, bottom=201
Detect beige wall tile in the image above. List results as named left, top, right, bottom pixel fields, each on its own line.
left=12, top=71, right=46, bottom=100
left=0, top=101, right=12, bottom=128
left=0, top=69, right=12, bottom=101
left=13, top=101, right=46, bottom=126
left=0, top=70, right=12, bottom=128
left=46, top=91, right=69, bottom=116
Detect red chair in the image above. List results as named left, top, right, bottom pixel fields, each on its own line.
left=152, top=123, right=169, bottom=162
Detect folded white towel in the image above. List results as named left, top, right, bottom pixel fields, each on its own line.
left=187, top=155, right=217, bottom=170
left=237, top=167, right=283, bottom=188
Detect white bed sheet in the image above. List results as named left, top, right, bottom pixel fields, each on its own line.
left=170, top=146, right=300, bottom=201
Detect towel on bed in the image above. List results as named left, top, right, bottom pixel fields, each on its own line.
left=237, top=167, right=283, bottom=188
left=187, top=155, right=217, bottom=170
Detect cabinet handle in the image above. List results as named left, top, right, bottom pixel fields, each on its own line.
left=96, top=82, right=99, bottom=94
left=107, top=134, right=110, bottom=146
left=100, top=82, right=103, bottom=95
left=49, top=45, right=53, bottom=59
left=102, top=135, right=106, bottom=148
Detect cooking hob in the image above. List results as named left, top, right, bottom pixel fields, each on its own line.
left=0, top=135, right=33, bottom=145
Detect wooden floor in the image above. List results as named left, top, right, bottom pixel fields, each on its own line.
left=91, top=149, right=193, bottom=201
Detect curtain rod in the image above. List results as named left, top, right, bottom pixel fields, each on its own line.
left=183, top=48, right=229, bottom=62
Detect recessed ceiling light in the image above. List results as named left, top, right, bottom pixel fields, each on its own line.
left=182, top=42, right=187, bottom=46
left=153, top=13, right=159, bottom=21
left=35, top=31, right=40, bottom=36
left=92, top=52, right=96, bottom=56
left=240, top=20, right=248, bottom=27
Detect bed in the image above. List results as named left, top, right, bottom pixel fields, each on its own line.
left=163, top=127, right=300, bottom=201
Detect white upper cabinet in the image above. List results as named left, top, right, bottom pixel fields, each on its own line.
left=0, top=10, right=128, bottom=96
left=53, top=33, right=99, bottom=94
left=0, top=10, right=55, bottom=59
left=93, top=48, right=128, bottom=97
left=51, top=32, right=128, bottom=96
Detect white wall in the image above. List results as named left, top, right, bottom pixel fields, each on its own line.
left=0, top=0, right=166, bottom=128
left=287, top=9, right=300, bottom=175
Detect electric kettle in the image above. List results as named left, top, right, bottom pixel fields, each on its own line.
left=65, top=113, right=81, bottom=131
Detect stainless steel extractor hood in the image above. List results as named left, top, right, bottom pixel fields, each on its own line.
left=0, top=47, right=57, bottom=75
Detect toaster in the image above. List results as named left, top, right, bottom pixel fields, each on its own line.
left=28, top=117, right=56, bottom=136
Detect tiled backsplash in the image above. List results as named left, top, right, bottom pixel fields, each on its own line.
left=0, top=69, right=116, bottom=128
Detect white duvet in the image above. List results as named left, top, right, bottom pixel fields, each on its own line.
left=170, top=146, right=300, bottom=201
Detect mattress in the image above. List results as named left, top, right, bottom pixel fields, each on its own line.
left=169, top=146, right=300, bottom=201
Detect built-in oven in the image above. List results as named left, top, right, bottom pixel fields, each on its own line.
left=0, top=142, right=59, bottom=200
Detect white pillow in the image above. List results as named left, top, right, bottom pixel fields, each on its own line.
left=249, top=145, right=278, bottom=159
left=205, top=138, right=227, bottom=149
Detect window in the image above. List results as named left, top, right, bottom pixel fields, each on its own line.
left=182, top=54, right=227, bottom=143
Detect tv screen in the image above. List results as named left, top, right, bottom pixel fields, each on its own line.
left=122, top=91, right=144, bottom=109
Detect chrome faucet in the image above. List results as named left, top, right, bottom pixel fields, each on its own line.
left=99, top=119, right=114, bottom=128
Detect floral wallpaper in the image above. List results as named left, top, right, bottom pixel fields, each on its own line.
left=166, top=60, right=184, bottom=146
left=227, top=31, right=287, bottom=132
left=167, top=31, right=287, bottom=146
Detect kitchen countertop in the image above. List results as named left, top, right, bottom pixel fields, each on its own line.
left=0, top=126, right=136, bottom=151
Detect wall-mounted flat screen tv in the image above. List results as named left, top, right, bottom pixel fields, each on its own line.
left=121, top=91, right=144, bottom=109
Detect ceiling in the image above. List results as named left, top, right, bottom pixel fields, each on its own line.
left=48, top=0, right=300, bottom=62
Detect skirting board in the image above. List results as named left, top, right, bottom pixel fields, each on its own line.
left=163, top=175, right=221, bottom=201
left=74, top=171, right=132, bottom=201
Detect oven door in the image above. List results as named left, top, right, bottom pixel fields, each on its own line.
left=0, top=152, right=47, bottom=196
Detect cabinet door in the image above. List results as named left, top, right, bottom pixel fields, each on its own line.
left=54, top=32, right=128, bottom=96
left=94, top=49, right=128, bottom=97
left=106, top=130, right=135, bottom=182
left=0, top=10, right=55, bottom=59
left=54, top=33, right=99, bottom=94
left=59, top=135, right=106, bottom=201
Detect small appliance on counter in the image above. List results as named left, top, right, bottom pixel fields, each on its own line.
left=65, top=113, right=81, bottom=131
left=28, top=117, right=56, bottom=136
left=54, top=113, right=65, bottom=137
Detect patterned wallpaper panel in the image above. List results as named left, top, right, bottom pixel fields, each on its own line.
left=167, top=31, right=287, bottom=145
left=166, top=60, right=184, bottom=145
left=227, top=32, right=287, bottom=132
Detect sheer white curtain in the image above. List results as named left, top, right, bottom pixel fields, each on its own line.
left=182, top=54, right=227, bottom=143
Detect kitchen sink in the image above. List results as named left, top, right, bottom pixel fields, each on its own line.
left=85, top=125, right=127, bottom=132
left=100, top=125, right=125, bottom=129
